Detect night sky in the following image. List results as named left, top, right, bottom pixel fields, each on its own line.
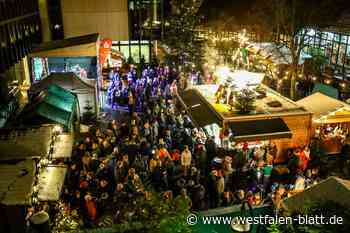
left=199, top=0, right=256, bottom=25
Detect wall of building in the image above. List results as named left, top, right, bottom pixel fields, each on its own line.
left=38, top=0, right=51, bottom=42
left=274, top=114, right=313, bottom=162
left=60, top=0, right=129, bottom=40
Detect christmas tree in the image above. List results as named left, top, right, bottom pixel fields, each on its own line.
left=163, top=0, right=205, bottom=71
left=234, top=88, right=256, bottom=114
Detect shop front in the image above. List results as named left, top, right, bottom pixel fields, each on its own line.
left=29, top=33, right=100, bottom=82
left=297, top=92, right=350, bottom=154
left=28, top=33, right=102, bottom=111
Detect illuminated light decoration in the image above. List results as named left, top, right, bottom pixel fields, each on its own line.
left=325, top=79, right=332, bottom=84
left=312, top=76, right=317, bottom=81
left=53, top=125, right=63, bottom=135
left=340, top=83, right=346, bottom=88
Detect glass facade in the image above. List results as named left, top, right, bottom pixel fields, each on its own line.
left=31, top=57, right=98, bottom=82
left=112, top=40, right=151, bottom=63
left=302, top=29, right=350, bottom=78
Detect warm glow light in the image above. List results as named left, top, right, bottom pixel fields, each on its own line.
left=53, top=125, right=63, bottom=134
left=215, top=66, right=231, bottom=81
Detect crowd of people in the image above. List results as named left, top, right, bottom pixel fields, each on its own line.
left=58, top=65, right=327, bottom=228
left=107, top=65, right=181, bottom=113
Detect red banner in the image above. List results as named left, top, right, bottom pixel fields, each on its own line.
left=99, top=38, right=112, bottom=67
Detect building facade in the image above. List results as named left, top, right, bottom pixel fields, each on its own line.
left=0, top=0, right=44, bottom=127
left=60, top=0, right=129, bottom=40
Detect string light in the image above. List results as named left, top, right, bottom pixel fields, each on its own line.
left=30, top=124, right=62, bottom=205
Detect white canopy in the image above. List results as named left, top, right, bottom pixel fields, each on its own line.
left=297, top=92, right=350, bottom=122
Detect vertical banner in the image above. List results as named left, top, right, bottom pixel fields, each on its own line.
left=99, top=38, right=112, bottom=68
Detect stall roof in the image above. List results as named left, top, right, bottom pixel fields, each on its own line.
left=283, top=176, right=350, bottom=212
left=229, top=118, right=292, bottom=142
left=0, top=159, right=35, bottom=205
left=0, top=126, right=53, bottom=161
left=194, top=85, right=308, bottom=120
left=29, top=33, right=99, bottom=57
left=52, top=134, right=73, bottom=159
left=179, top=89, right=223, bottom=127
left=20, top=85, right=78, bottom=128
left=38, top=166, right=67, bottom=202
left=30, top=72, right=95, bottom=94
left=296, top=92, right=350, bottom=122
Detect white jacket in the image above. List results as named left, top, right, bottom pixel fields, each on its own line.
left=181, top=150, right=192, bottom=166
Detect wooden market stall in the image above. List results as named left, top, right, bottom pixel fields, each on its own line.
left=0, top=125, right=71, bottom=233
left=297, top=92, right=350, bottom=154
left=178, top=78, right=312, bottom=162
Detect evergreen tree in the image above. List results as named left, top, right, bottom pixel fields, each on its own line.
left=82, top=100, right=95, bottom=123
left=234, top=88, right=256, bottom=114
left=112, top=191, right=193, bottom=233
left=127, top=56, right=135, bottom=65
left=163, top=0, right=205, bottom=71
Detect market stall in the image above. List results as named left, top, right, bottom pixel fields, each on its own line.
left=0, top=125, right=72, bottom=233
left=30, top=72, right=97, bottom=117
left=29, top=33, right=100, bottom=82
left=297, top=92, right=350, bottom=154
left=19, top=85, right=79, bottom=132
left=0, top=159, right=36, bottom=233
left=178, top=70, right=312, bottom=162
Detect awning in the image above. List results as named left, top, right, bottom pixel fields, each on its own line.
left=179, top=89, right=223, bottom=127
left=20, top=84, right=78, bottom=130
left=229, top=118, right=292, bottom=142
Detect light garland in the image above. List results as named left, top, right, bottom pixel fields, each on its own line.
left=30, top=124, right=62, bottom=205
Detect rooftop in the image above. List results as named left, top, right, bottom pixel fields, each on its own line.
left=0, top=159, right=35, bottom=205
left=194, top=84, right=309, bottom=121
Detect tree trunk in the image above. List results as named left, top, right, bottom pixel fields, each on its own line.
left=290, top=65, right=298, bottom=100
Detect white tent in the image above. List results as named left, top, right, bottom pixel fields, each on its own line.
left=297, top=92, right=350, bottom=123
